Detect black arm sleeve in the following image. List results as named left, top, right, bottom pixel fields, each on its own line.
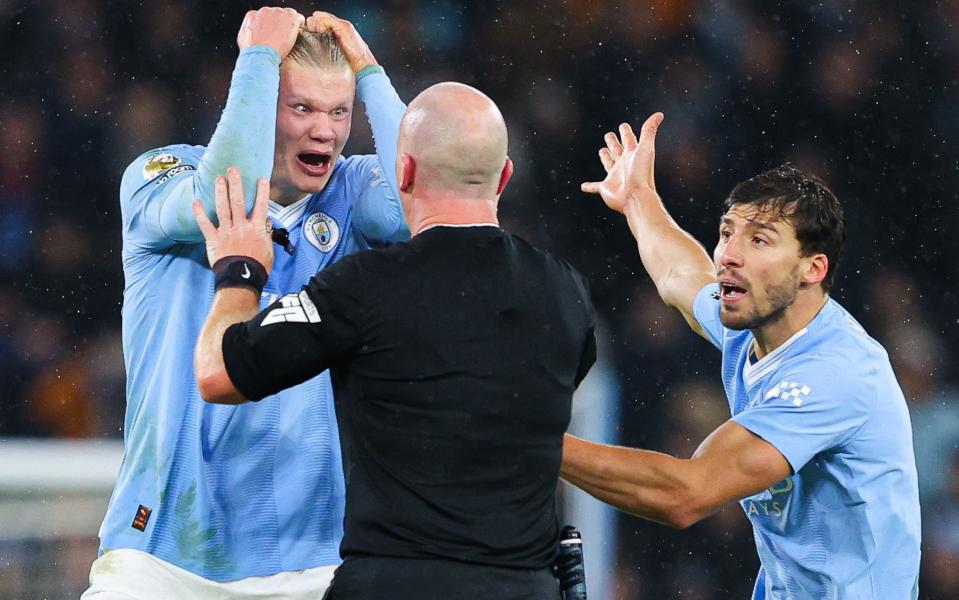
left=222, top=257, right=367, bottom=401
left=573, top=273, right=597, bottom=387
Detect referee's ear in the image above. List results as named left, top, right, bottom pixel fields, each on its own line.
left=400, top=153, right=416, bottom=193
left=496, top=157, right=513, bottom=196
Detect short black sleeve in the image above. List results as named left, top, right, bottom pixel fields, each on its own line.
left=222, top=256, right=367, bottom=401
left=573, top=272, right=597, bottom=386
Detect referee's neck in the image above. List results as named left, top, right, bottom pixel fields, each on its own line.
left=408, top=196, right=499, bottom=236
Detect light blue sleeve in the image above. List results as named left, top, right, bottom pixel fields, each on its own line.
left=119, top=47, right=281, bottom=251
left=733, top=357, right=874, bottom=473
left=349, top=67, right=409, bottom=244
left=692, top=282, right=724, bottom=350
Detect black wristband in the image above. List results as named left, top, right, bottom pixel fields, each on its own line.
left=213, top=256, right=268, bottom=293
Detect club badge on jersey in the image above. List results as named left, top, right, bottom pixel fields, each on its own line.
left=304, top=212, right=339, bottom=252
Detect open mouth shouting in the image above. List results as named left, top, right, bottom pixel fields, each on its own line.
left=295, top=152, right=333, bottom=176
left=719, top=278, right=748, bottom=304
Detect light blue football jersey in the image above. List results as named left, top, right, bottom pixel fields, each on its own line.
left=99, top=46, right=407, bottom=581
left=693, top=283, right=921, bottom=599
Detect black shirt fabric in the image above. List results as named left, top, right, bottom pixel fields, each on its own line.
left=324, top=555, right=560, bottom=600
left=223, top=225, right=596, bottom=570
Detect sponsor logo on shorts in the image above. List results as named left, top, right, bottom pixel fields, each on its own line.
left=304, top=212, right=339, bottom=252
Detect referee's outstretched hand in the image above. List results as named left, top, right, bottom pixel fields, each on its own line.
left=581, top=112, right=664, bottom=214
left=193, top=166, right=274, bottom=274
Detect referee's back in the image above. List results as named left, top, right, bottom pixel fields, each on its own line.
left=214, top=82, right=598, bottom=598
left=327, top=224, right=595, bottom=569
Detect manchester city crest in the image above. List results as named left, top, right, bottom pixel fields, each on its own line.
left=304, top=212, right=339, bottom=252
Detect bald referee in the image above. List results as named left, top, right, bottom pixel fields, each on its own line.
left=193, top=82, right=596, bottom=599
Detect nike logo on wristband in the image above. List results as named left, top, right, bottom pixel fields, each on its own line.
left=241, top=264, right=251, bottom=279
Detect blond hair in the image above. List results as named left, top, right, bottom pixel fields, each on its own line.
left=286, top=30, right=348, bottom=69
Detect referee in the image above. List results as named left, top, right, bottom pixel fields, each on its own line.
left=193, top=82, right=597, bottom=599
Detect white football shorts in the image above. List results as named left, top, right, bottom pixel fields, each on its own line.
left=81, top=548, right=336, bottom=599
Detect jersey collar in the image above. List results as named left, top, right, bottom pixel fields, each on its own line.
left=269, top=194, right=311, bottom=230
left=743, top=326, right=809, bottom=387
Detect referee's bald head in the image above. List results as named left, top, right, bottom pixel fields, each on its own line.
left=398, top=82, right=510, bottom=200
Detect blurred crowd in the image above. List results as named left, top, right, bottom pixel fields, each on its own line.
left=1, top=0, right=957, bottom=598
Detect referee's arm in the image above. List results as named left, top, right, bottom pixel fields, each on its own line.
left=196, top=287, right=261, bottom=405
left=194, top=170, right=274, bottom=405
left=560, top=421, right=791, bottom=529
left=194, top=170, right=365, bottom=404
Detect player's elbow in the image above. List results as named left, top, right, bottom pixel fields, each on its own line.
left=195, top=366, right=245, bottom=405
left=661, top=502, right=708, bottom=530
left=657, top=481, right=713, bottom=530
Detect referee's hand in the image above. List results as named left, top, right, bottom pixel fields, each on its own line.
left=193, top=166, right=274, bottom=274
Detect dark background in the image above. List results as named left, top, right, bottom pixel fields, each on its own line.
left=1, top=1, right=957, bottom=597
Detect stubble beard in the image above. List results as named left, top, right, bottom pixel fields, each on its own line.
left=720, top=266, right=800, bottom=331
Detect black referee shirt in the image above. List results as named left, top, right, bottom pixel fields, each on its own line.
left=223, top=225, right=596, bottom=569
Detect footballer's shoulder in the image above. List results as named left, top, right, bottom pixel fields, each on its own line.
left=121, top=144, right=203, bottom=190
left=336, top=153, right=383, bottom=183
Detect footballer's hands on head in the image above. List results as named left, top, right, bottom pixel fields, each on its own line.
left=237, top=6, right=305, bottom=60
left=581, top=112, right=665, bottom=214
left=305, top=11, right=377, bottom=73
left=193, top=166, right=275, bottom=274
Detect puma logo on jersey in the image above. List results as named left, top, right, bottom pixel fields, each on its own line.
left=261, top=292, right=322, bottom=326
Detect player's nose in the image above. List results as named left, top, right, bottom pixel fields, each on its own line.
left=308, top=114, right=335, bottom=141
left=718, top=234, right=744, bottom=268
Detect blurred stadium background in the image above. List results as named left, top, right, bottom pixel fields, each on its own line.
left=1, top=1, right=958, bottom=598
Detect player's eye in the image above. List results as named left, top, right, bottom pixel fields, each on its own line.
left=294, top=104, right=309, bottom=113
left=719, top=229, right=732, bottom=240
left=752, top=235, right=768, bottom=247
left=331, top=107, right=348, bottom=118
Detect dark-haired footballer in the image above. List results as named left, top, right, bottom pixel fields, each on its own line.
left=563, top=114, right=921, bottom=599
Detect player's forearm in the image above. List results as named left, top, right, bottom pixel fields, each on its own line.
left=561, top=434, right=711, bottom=529
left=195, top=289, right=260, bottom=404
left=357, top=67, right=405, bottom=195
left=160, top=47, right=281, bottom=242
left=623, top=191, right=714, bottom=313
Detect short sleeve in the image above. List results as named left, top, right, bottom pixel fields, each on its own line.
left=732, top=358, right=873, bottom=473
left=574, top=272, right=597, bottom=386
left=222, top=256, right=368, bottom=401
left=693, top=282, right=724, bottom=350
